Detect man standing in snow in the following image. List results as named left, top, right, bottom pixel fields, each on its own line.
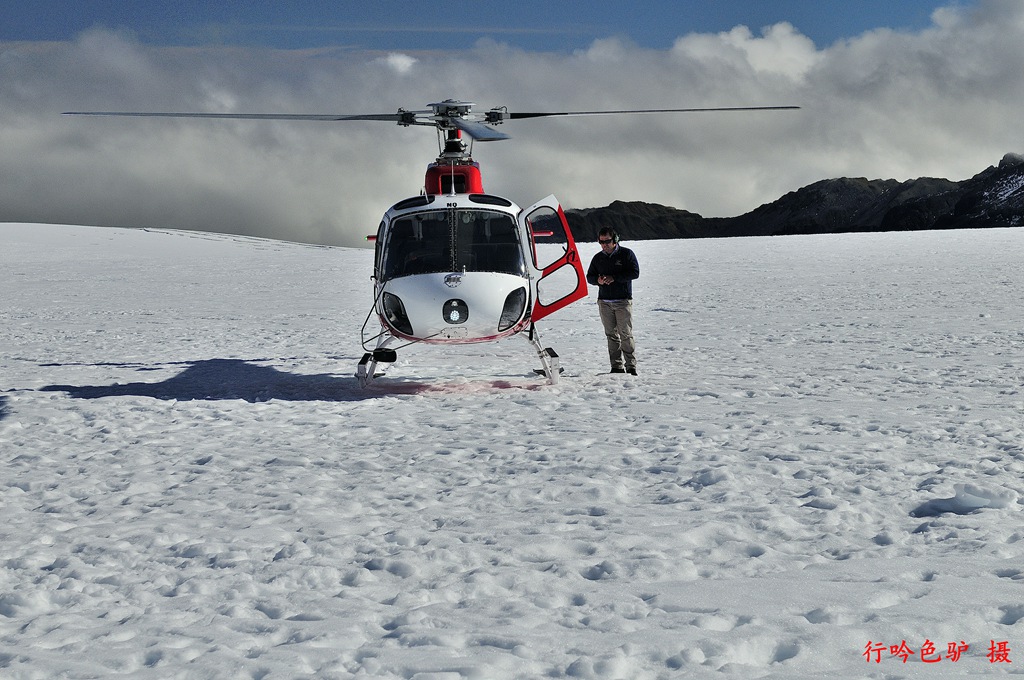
left=586, top=227, right=640, bottom=375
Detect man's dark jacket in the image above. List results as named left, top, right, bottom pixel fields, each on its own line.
left=586, top=246, right=640, bottom=300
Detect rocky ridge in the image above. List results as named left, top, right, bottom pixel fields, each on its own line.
left=565, top=153, right=1024, bottom=241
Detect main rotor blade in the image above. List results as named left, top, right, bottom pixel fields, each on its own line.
left=451, top=117, right=509, bottom=142
left=62, top=111, right=418, bottom=122
left=505, top=105, right=800, bottom=119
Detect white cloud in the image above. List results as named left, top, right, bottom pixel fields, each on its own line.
left=578, top=37, right=633, bottom=63
left=377, top=52, right=418, bottom=74
left=672, top=23, right=821, bottom=81
left=1, top=2, right=1022, bottom=246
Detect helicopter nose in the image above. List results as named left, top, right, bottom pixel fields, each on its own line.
left=443, top=299, right=469, bottom=324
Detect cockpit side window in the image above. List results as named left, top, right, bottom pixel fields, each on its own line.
left=462, top=212, right=525, bottom=275
left=382, top=214, right=447, bottom=279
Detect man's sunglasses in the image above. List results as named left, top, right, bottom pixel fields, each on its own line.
left=598, top=238, right=614, bottom=244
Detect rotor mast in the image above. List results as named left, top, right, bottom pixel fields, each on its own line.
left=418, top=101, right=489, bottom=196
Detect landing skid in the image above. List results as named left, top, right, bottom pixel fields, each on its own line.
left=356, top=325, right=563, bottom=387
left=356, top=339, right=397, bottom=388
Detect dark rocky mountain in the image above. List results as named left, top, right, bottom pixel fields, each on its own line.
left=565, top=153, right=1024, bottom=241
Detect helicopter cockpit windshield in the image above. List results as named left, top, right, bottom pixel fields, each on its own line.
left=382, top=209, right=527, bottom=280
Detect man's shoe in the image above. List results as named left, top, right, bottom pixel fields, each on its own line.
left=626, top=367, right=637, bottom=375
left=610, top=367, right=626, bottom=373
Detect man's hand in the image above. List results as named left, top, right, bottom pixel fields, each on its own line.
left=598, top=275, right=615, bottom=285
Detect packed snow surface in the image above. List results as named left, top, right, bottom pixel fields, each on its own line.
left=3, top=223, right=1024, bottom=679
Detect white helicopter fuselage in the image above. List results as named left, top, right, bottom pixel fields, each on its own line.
left=371, top=192, right=534, bottom=344
left=356, top=165, right=590, bottom=384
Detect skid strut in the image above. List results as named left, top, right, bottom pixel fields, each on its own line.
left=357, top=340, right=397, bottom=387
left=528, top=324, right=562, bottom=384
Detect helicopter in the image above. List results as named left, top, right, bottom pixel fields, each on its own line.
left=64, top=99, right=798, bottom=386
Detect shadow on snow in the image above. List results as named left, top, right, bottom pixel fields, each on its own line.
left=40, top=358, right=383, bottom=403
left=0, top=395, right=9, bottom=422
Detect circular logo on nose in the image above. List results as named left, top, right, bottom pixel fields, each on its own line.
left=443, top=299, right=469, bottom=324
left=444, top=273, right=463, bottom=288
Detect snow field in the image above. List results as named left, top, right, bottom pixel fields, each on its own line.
left=3, top=223, right=1024, bottom=678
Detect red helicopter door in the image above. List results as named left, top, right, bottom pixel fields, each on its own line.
left=521, top=195, right=588, bottom=322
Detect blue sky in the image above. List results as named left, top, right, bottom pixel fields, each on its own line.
left=3, top=1, right=964, bottom=51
